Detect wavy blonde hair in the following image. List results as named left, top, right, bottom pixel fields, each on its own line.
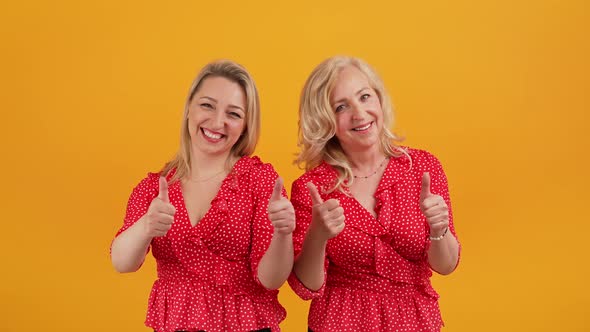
left=162, top=60, right=260, bottom=183
left=295, top=56, right=405, bottom=193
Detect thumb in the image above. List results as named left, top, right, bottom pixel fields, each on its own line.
left=158, top=176, right=169, bottom=203
left=420, top=172, right=431, bottom=200
left=307, top=182, right=323, bottom=206
left=270, top=177, right=283, bottom=202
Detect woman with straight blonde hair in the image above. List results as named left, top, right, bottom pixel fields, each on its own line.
left=111, top=60, right=295, bottom=332
left=288, top=56, right=461, bottom=331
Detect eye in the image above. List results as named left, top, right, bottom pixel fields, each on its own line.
left=200, top=103, right=214, bottom=109
left=335, top=104, right=346, bottom=113
left=228, top=111, right=243, bottom=119
left=360, top=93, right=371, bottom=101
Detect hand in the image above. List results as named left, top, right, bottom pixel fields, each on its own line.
left=143, top=177, right=176, bottom=238
left=267, top=178, right=296, bottom=235
left=307, top=182, right=345, bottom=241
left=420, top=172, right=449, bottom=238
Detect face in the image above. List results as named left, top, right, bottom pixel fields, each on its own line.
left=187, top=76, right=247, bottom=158
left=329, top=65, right=383, bottom=153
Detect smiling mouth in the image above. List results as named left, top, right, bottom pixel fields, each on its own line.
left=352, top=122, right=373, bottom=131
left=201, top=128, right=224, bottom=140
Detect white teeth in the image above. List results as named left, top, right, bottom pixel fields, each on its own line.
left=202, top=128, right=222, bottom=139
left=353, top=123, right=372, bottom=131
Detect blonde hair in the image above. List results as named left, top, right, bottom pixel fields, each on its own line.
left=162, top=60, right=260, bottom=182
left=295, top=56, right=405, bottom=193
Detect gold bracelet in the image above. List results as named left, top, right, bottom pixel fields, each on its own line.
left=429, top=227, right=449, bottom=241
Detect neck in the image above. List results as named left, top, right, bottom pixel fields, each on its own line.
left=189, top=149, right=236, bottom=180
left=343, top=144, right=386, bottom=174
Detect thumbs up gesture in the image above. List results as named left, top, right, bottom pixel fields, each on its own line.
left=419, top=172, right=449, bottom=239
left=267, top=178, right=296, bottom=235
left=307, top=182, right=345, bottom=241
left=143, top=177, right=176, bottom=238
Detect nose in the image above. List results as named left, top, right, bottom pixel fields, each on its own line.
left=351, top=101, right=366, bottom=120
left=211, top=109, right=225, bottom=129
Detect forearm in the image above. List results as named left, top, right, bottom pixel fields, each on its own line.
left=257, top=232, right=294, bottom=290
left=427, top=232, right=459, bottom=275
left=293, top=231, right=328, bottom=291
left=111, top=217, right=152, bottom=273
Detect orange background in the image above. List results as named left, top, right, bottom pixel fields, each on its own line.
left=0, top=0, right=588, bottom=331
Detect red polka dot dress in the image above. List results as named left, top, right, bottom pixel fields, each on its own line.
left=114, top=156, right=286, bottom=332
left=288, top=148, right=461, bottom=332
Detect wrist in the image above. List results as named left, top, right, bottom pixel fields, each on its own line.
left=304, top=227, right=328, bottom=248
left=137, top=217, right=155, bottom=241
left=272, top=230, right=293, bottom=239
left=429, top=227, right=449, bottom=241
left=308, top=225, right=329, bottom=243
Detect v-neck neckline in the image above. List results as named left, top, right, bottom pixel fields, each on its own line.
left=346, top=157, right=393, bottom=222
left=317, top=150, right=412, bottom=237
left=175, top=156, right=246, bottom=228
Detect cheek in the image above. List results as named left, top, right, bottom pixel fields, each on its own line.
left=228, top=120, right=246, bottom=135
left=335, top=115, right=349, bottom=134
left=372, top=104, right=384, bottom=121
left=187, top=115, right=200, bottom=131
left=187, top=109, right=200, bottom=124
left=186, top=116, right=196, bottom=131
left=369, top=98, right=381, bottom=110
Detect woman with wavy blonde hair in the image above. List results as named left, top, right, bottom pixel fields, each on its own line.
left=111, top=60, right=295, bottom=332
left=288, top=56, right=461, bottom=331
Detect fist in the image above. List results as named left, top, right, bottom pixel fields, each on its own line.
left=419, top=172, right=449, bottom=238
left=144, top=177, right=176, bottom=238
left=307, top=182, right=345, bottom=241
left=267, top=178, right=296, bottom=235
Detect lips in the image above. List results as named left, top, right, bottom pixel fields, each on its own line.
left=352, top=122, right=373, bottom=131
left=201, top=127, right=224, bottom=140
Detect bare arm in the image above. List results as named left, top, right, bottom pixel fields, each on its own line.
left=293, top=230, right=329, bottom=291
left=111, top=217, right=152, bottom=273
left=258, top=232, right=294, bottom=289
left=427, top=230, right=459, bottom=275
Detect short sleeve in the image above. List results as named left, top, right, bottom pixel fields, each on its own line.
left=109, top=173, right=159, bottom=259
left=115, top=173, right=159, bottom=237
left=287, top=178, right=329, bottom=300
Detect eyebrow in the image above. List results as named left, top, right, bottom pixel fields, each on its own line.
left=331, top=87, right=371, bottom=105
left=199, top=96, right=245, bottom=112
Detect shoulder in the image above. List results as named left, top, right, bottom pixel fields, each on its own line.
left=133, top=172, right=161, bottom=192
left=236, top=155, right=278, bottom=178
left=131, top=166, right=179, bottom=193
left=126, top=171, right=163, bottom=203
left=399, top=147, right=444, bottom=172
left=233, top=156, right=279, bottom=193
left=292, top=162, right=336, bottom=191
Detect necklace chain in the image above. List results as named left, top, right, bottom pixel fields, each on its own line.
left=188, top=169, right=226, bottom=183
left=353, top=157, right=389, bottom=179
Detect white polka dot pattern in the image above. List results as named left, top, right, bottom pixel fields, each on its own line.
left=114, top=156, right=286, bottom=332
left=288, top=148, right=461, bottom=332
